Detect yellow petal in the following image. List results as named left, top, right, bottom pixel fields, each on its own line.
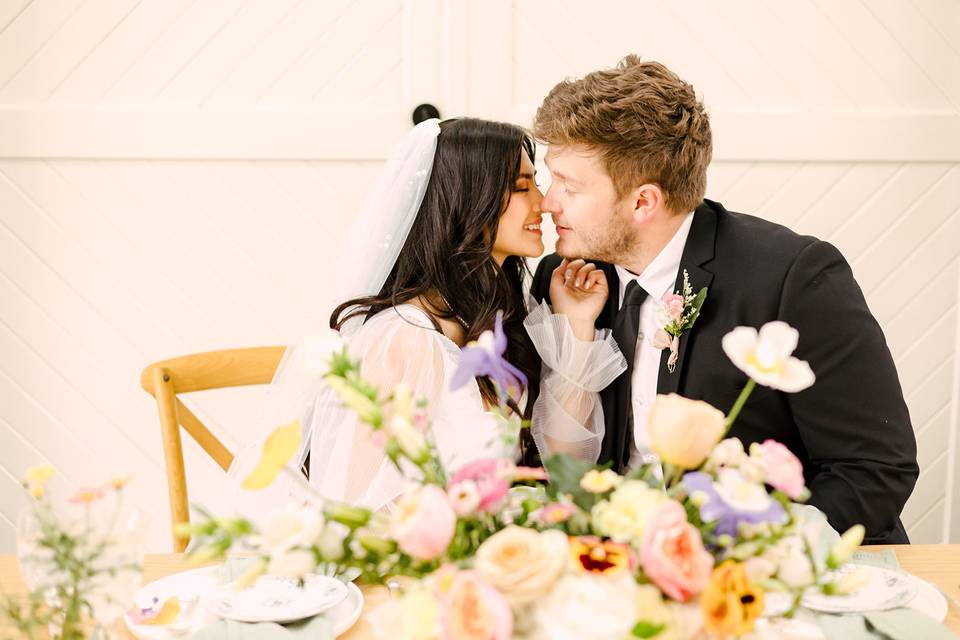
left=234, top=560, right=268, bottom=590
left=24, top=465, right=54, bottom=486
left=241, top=420, right=300, bottom=490
left=142, top=597, right=181, bottom=625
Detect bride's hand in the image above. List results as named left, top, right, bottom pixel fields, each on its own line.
left=549, top=258, right=609, bottom=341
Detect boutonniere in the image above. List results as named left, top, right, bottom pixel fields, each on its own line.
left=651, top=269, right=708, bottom=372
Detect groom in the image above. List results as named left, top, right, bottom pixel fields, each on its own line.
left=529, top=55, right=918, bottom=544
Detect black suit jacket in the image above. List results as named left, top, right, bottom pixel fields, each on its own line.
left=530, top=199, right=918, bottom=544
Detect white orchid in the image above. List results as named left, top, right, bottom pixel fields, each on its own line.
left=722, top=321, right=815, bottom=393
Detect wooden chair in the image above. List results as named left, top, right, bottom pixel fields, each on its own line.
left=140, top=347, right=286, bottom=551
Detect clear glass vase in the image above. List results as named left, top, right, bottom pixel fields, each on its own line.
left=16, top=502, right=150, bottom=639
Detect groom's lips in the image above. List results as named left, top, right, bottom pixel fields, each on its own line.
left=556, top=225, right=572, bottom=235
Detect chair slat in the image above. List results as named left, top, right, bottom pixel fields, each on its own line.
left=140, top=347, right=285, bottom=550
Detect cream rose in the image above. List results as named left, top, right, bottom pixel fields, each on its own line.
left=590, top=480, right=666, bottom=547
left=648, top=393, right=726, bottom=469
left=474, top=526, right=568, bottom=607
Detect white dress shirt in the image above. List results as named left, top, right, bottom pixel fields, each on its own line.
left=614, top=212, right=695, bottom=470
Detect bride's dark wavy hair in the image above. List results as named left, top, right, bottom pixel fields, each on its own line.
left=331, top=117, right=541, bottom=434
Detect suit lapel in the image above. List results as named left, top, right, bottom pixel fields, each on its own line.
left=657, top=203, right=718, bottom=396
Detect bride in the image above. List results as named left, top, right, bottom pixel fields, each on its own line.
left=231, top=117, right=626, bottom=513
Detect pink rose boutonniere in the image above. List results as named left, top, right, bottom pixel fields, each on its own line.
left=651, top=269, right=708, bottom=373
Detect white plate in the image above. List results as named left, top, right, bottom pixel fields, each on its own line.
left=802, top=564, right=919, bottom=613
left=757, top=571, right=948, bottom=639
left=904, top=574, right=948, bottom=622
left=123, top=565, right=364, bottom=638
left=205, top=573, right=348, bottom=623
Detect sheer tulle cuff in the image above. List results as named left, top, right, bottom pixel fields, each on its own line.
left=524, top=299, right=627, bottom=392
left=531, top=385, right=603, bottom=462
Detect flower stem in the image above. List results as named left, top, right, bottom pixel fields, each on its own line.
left=280, top=465, right=328, bottom=506
left=724, top=378, right=756, bottom=434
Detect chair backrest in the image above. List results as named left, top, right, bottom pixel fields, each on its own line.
left=140, top=347, right=285, bottom=551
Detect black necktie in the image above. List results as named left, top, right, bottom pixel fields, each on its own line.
left=608, top=280, right=648, bottom=470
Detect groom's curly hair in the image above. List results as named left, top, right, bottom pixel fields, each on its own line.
left=534, top=54, right=712, bottom=215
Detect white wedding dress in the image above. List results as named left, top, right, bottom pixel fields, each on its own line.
left=304, top=298, right=627, bottom=511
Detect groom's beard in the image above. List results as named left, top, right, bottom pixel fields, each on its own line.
left=558, top=223, right=639, bottom=265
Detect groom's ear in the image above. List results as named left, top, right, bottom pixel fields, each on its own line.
left=628, top=183, right=665, bottom=223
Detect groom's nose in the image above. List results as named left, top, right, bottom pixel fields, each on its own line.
left=541, top=184, right=560, bottom=215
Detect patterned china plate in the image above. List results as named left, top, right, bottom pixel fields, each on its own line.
left=801, top=564, right=919, bottom=613
left=124, top=565, right=364, bottom=638
left=205, top=573, right=349, bottom=623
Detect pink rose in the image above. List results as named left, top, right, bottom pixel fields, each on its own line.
left=451, top=459, right=510, bottom=513
left=512, top=466, right=548, bottom=482
left=441, top=571, right=512, bottom=640
left=663, top=293, right=685, bottom=322
left=640, top=500, right=714, bottom=602
left=753, top=439, right=806, bottom=499
left=540, top=502, right=576, bottom=525
left=390, top=484, right=456, bottom=560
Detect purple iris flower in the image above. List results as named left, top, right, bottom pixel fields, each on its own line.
left=450, top=311, right=527, bottom=403
left=683, top=471, right=787, bottom=538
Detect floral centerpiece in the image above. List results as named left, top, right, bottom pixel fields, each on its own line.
left=184, top=316, right=865, bottom=639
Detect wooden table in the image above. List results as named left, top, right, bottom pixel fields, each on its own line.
left=1, top=545, right=957, bottom=637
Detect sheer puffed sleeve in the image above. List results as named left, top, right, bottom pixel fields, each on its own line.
left=524, top=299, right=627, bottom=462
left=306, top=306, right=500, bottom=511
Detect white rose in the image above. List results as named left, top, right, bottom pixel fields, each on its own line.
left=744, top=556, right=777, bottom=583
left=591, top=480, right=665, bottom=547
left=261, top=504, right=323, bottom=554
left=777, top=548, right=814, bottom=588
left=267, top=548, right=316, bottom=578
left=318, top=522, right=348, bottom=561
left=705, top=438, right=747, bottom=470
left=532, top=574, right=637, bottom=640
left=739, top=455, right=767, bottom=484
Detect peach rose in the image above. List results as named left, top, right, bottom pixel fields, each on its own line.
left=648, top=394, right=726, bottom=469
left=640, top=500, right=714, bottom=602
left=440, top=571, right=512, bottom=640
left=474, top=526, right=568, bottom=607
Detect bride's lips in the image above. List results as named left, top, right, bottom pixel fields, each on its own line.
left=523, top=218, right=543, bottom=236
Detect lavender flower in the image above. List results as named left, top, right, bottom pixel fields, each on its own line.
left=683, top=470, right=787, bottom=538
left=450, top=311, right=527, bottom=404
